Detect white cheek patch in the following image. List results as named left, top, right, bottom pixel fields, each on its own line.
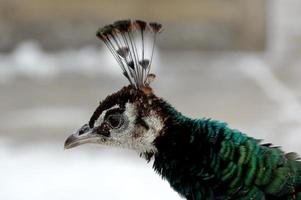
left=139, top=113, right=164, bottom=153
left=144, top=115, right=163, bottom=143
left=95, top=103, right=164, bottom=155
left=144, top=112, right=164, bottom=135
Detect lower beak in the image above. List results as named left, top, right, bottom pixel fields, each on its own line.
left=64, top=124, right=100, bottom=149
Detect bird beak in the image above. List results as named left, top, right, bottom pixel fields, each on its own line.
left=64, top=123, right=100, bottom=149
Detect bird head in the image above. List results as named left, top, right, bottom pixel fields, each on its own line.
left=65, top=20, right=164, bottom=156
left=64, top=85, right=166, bottom=155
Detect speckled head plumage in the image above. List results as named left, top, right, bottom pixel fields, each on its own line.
left=64, top=20, right=165, bottom=155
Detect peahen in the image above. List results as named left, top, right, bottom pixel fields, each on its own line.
left=64, top=19, right=301, bottom=200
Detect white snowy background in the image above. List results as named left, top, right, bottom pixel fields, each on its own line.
left=1, top=1, right=301, bottom=200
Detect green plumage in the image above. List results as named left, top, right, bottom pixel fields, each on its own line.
left=152, top=101, right=301, bottom=200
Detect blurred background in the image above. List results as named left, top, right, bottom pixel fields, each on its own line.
left=1, top=0, right=301, bottom=199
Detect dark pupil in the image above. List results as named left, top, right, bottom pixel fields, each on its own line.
left=107, top=115, right=122, bottom=128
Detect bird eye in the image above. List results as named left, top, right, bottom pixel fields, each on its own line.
left=107, top=114, right=123, bottom=129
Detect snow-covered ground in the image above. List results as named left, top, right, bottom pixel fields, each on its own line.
left=0, top=141, right=181, bottom=200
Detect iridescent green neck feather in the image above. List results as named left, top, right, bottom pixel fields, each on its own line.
left=152, top=100, right=301, bottom=200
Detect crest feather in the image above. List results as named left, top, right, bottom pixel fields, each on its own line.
left=96, top=19, right=163, bottom=89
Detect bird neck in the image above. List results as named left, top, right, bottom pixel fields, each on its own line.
left=154, top=101, right=220, bottom=154
left=151, top=102, right=228, bottom=196
left=153, top=114, right=219, bottom=164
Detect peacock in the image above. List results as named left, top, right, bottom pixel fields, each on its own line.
left=64, top=19, right=301, bottom=200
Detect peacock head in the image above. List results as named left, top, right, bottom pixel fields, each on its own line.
left=64, top=19, right=165, bottom=156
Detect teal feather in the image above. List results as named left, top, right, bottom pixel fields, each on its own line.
left=152, top=101, right=301, bottom=200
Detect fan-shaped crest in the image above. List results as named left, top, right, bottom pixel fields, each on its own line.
left=96, top=19, right=163, bottom=89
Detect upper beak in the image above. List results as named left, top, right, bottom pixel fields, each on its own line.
left=64, top=124, right=100, bottom=149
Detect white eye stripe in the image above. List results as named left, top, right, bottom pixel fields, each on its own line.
left=94, top=105, right=123, bottom=127
left=94, top=110, right=107, bottom=126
